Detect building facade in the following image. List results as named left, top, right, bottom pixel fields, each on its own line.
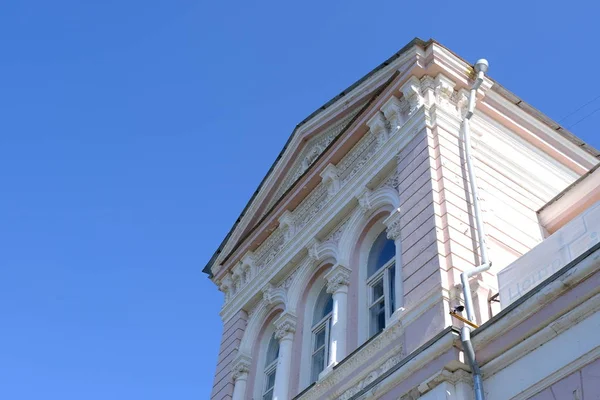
left=204, top=38, right=600, bottom=400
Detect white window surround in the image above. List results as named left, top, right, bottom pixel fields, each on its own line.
left=310, top=287, right=333, bottom=383
left=299, top=274, right=330, bottom=390
left=252, top=324, right=279, bottom=400
left=358, top=219, right=397, bottom=344
left=366, top=250, right=395, bottom=338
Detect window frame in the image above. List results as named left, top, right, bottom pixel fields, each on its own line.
left=310, top=310, right=332, bottom=382
left=366, top=256, right=395, bottom=337
left=262, top=358, right=277, bottom=400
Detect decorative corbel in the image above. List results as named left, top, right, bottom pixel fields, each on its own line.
left=306, top=238, right=322, bottom=263
left=434, top=73, right=456, bottom=109
left=400, top=76, right=424, bottom=115
left=381, top=96, right=404, bottom=132
left=278, top=211, right=296, bottom=242
left=456, top=88, right=470, bottom=118
left=232, top=264, right=243, bottom=287
left=240, top=252, right=256, bottom=282
left=366, top=111, right=390, bottom=146
left=357, top=188, right=373, bottom=215
left=220, top=275, right=233, bottom=302
left=320, top=163, right=341, bottom=196
left=420, top=75, right=437, bottom=107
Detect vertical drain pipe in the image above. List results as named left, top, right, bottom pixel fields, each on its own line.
left=460, top=59, right=491, bottom=400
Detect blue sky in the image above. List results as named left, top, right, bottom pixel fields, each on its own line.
left=0, top=1, right=599, bottom=399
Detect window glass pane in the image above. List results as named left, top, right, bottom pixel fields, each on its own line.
left=266, top=370, right=276, bottom=390
left=313, top=327, right=326, bottom=351
left=367, top=231, right=396, bottom=277
left=263, top=389, right=273, bottom=400
left=369, top=300, right=385, bottom=337
left=371, top=278, right=384, bottom=301
left=324, top=296, right=333, bottom=316
left=311, top=348, right=326, bottom=382
left=265, top=334, right=279, bottom=366
left=389, top=264, right=396, bottom=315
left=313, top=287, right=333, bottom=324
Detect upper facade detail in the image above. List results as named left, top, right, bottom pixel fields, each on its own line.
left=208, top=38, right=600, bottom=400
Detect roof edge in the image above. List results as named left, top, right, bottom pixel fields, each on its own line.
left=202, top=37, right=432, bottom=277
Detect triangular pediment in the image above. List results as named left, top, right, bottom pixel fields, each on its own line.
left=213, top=96, right=373, bottom=269
left=261, top=105, right=366, bottom=217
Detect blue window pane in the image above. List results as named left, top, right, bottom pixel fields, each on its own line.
left=367, top=231, right=396, bottom=277
left=313, top=287, right=333, bottom=324
left=265, top=334, right=279, bottom=366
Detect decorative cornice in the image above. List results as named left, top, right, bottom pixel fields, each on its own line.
left=325, top=264, right=351, bottom=294
left=274, top=311, right=297, bottom=341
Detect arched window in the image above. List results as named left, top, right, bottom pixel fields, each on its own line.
left=262, top=333, right=279, bottom=400
left=366, top=231, right=396, bottom=338
left=310, top=286, right=333, bottom=383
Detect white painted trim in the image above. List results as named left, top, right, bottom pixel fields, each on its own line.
left=483, top=303, right=600, bottom=400
left=513, top=347, right=600, bottom=400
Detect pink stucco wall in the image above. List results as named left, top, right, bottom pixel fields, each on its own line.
left=210, top=310, right=248, bottom=400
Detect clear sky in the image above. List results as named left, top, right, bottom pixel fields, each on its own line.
left=0, top=1, right=598, bottom=399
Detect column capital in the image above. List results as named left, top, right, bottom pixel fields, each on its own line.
left=232, top=353, right=252, bottom=382
left=324, top=264, right=351, bottom=294
left=274, top=311, right=297, bottom=342
left=383, top=208, right=402, bottom=241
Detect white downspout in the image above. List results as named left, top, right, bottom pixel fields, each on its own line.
left=460, top=59, right=491, bottom=400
